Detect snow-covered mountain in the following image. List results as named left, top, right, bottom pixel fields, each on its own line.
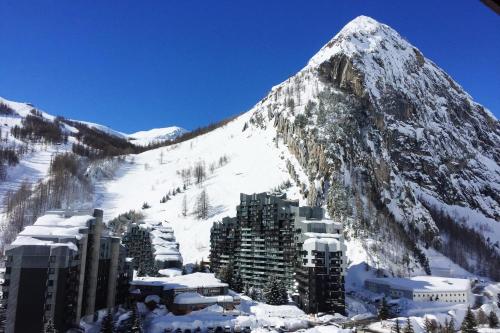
left=128, top=126, right=187, bottom=146
left=2, top=16, right=498, bottom=283
left=95, top=16, right=499, bottom=280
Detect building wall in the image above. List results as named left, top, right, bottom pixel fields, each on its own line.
left=365, top=279, right=470, bottom=304
left=3, top=208, right=131, bottom=332
left=210, top=192, right=346, bottom=314
left=412, top=290, right=470, bottom=303
left=294, top=212, right=346, bottom=314
left=13, top=267, right=47, bottom=333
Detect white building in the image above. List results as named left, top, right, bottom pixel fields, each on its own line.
left=365, top=276, right=472, bottom=304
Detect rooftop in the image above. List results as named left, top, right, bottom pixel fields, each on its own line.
left=20, top=225, right=86, bottom=240
left=35, top=212, right=94, bottom=228
left=131, top=272, right=228, bottom=290
left=173, top=292, right=233, bottom=305
left=366, top=276, right=471, bottom=292
left=10, top=236, right=78, bottom=251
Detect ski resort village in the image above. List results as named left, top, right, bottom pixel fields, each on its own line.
left=0, top=8, right=499, bottom=333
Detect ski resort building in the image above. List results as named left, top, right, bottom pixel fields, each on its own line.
left=130, top=272, right=239, bottom=315
left=2, top=209, right=132, bottom=333
left=364, top=276, right=472, bottom=304
left=210, top=192, right=346, bottom=314
left=294, top=208, right=346, bottom=314
left=123, top=221, right=182, bottom=276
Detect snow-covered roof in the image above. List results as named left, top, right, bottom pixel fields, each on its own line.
left=155, top=254, right=183, bottom=262
left=173, top=292, right=234, bottom=305
left=10, top=236, right=78, bottom=251
left=158, top=268, right=183, bottom=277
left=131, top=272, right=227, bottom=290
left=300, top=218, right=341, bottom=226
left=20, top=225, right=85, bottom=240
left=366, top=276, right=471, bottom=293
left=34, top=213, right=93, bottom=228
left=303, top=235, right=341, bottom=252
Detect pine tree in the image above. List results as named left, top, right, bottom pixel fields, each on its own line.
left=476, top=308, right=488, bottom=326
left=192, top=261, right=200, bottom=273
left=445, top=317, right=456, bottom=333
left=378, top=297, right=390, bottom=320
left=218, top=264, right=233, bottom=284
left=100, top=309, right=114, bottom=333
left=488, top=311, right=499, bottom=328
left=263, top=276, right=288, bottom=305
left=403, top=317, right=414, bottom=333
left=231, top=272, right=244, bottom=293
left=424, top=316, right=436, bottom=333
left=194, top=188, right=210, bottom=219
left=461, top=306, right=478, bottom=333
left=250, top=287, right=262, bottom=302
left=392, top=319, right=401, bottom=333
left=243, top=284, right=251, bottom=297
left=443, top=318, right=449, bottom=333
left=129, top=303, right=142, bottom=333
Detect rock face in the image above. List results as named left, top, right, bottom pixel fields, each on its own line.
left=246, top=16, right=500, bottom=278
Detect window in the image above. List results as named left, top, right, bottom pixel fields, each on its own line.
left=48, top=280, right=54, bottom=287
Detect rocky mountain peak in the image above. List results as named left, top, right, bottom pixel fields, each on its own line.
left=249, top=15, right=500, bottom=279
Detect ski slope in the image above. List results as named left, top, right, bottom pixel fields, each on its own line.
left=95, top=111, right=305, bottom=264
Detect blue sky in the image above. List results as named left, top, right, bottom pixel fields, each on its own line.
left=0, top=1, right=498, bottom=132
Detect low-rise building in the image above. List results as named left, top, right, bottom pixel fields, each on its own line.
left=130, top=272, right=239, bottom=315
left=364, top=276, right=472, bottom=304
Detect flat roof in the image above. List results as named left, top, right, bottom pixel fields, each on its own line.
left=34, top=213, right=93, bottom=228
left=131, top=272, right=228, bottom=290
left=173, top=292, right=233, bottom=305
left=366, top=276, right=471, bottom=292
left=10, top=236, right=78, bottom=251
left=20, top=225, right=85, bottom=240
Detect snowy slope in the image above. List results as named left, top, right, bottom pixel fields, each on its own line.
left=95, top=111, right=305, bottom=264
left=0, top=97, right=77, bottom=206
left=128, top=126, right=187, bottom=146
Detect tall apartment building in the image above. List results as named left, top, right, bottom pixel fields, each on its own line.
left=210, top=192, right=346, bottom=314
left=2, top=209, right=132, bottom=333
left=294, top=207, right=346, bottom=314
left=122, top=221, right=182, bottom=276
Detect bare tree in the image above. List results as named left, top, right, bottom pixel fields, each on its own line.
left=193, top=189, right=210, bottom=219
left=193, top=161, right=206, bottom=185
left=182, top=195, right=187, bottom=217
left=159, top=150, right=164, bottom=164
left=181, top=168, right=192, bottom=187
